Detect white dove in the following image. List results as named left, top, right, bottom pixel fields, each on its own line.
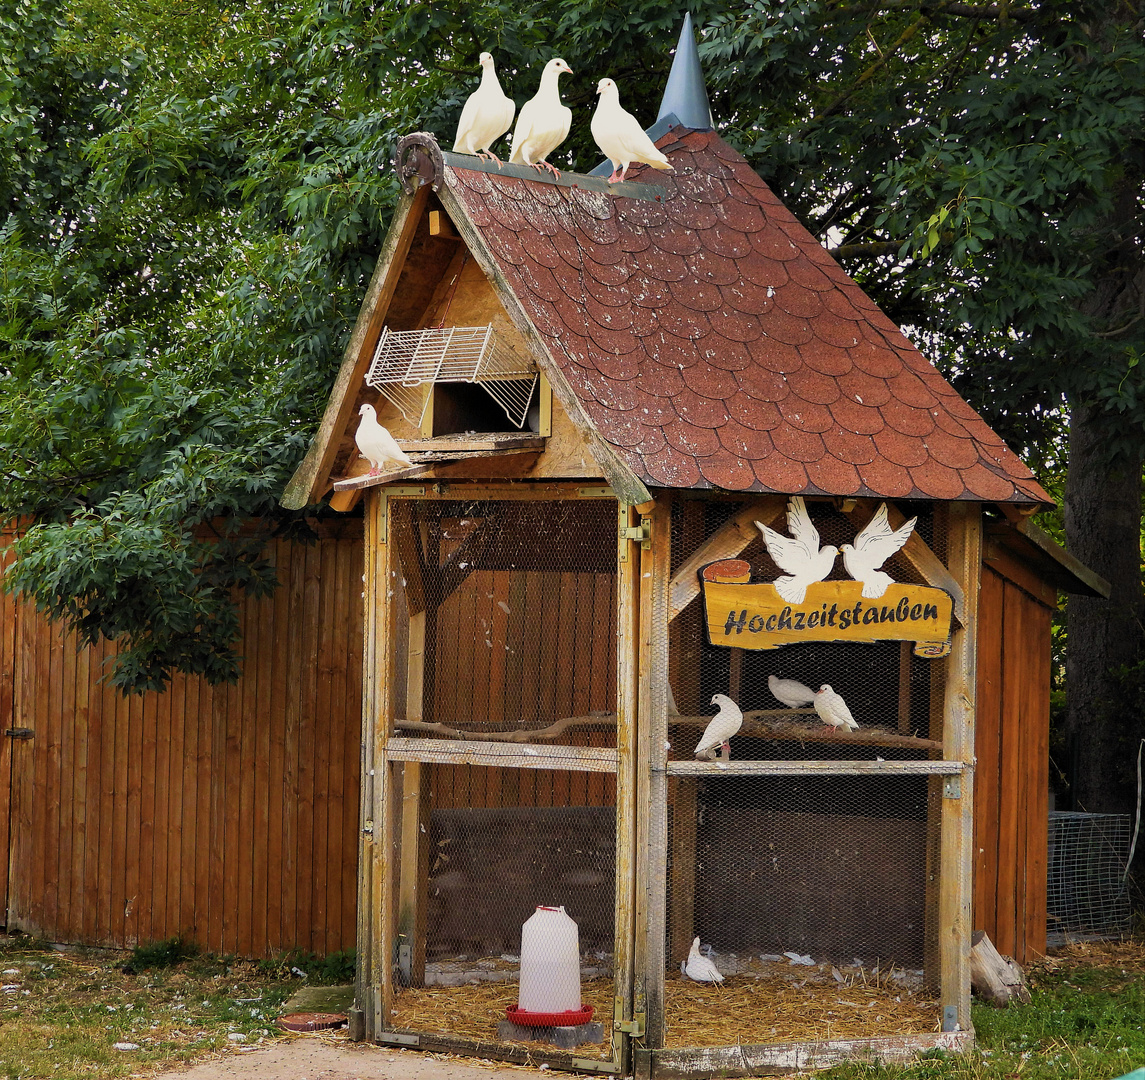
left=840, top=503, right=918, bottom=599
left=682, top=937, right=724, bottom=983
left=756, top=497, right=839, bottom=605
left=453, top=52, right=515, bottom=165
left=590, top=77, right=674, bottom=184
left=694, top=693, right=743, bottom=760
left=768, top=675, right=816, bottom=709
left=355, top=404, right=413, bottom=476
left=509, top=58, right=573, bottom=176
left=814, top=684, right=859, bottom=734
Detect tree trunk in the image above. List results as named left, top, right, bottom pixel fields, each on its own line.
left=1064, top=408, right=1143, bottom=815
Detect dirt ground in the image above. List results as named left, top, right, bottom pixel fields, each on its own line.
left=153, top=1035, right=576, bottom=1079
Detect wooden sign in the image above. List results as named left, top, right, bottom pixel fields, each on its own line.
left=702, top=572, right=953, bottom=658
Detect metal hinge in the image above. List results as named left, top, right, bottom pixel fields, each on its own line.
left=614, top=1016, right=645, bottom=1036
left=4, top=728, right=33, bottom=740
left=619, top=521, right=651, bottom=547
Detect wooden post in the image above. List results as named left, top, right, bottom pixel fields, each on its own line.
left=613, top=501, right=641, bottom=1077
left=940, top=502, right=980, bottom=1033
left=635, top=498, right=672, bottom=1074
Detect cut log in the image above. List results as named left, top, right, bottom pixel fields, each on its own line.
left=969, top=930, right=1031, bottom=1006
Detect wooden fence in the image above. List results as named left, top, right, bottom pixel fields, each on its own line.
left=1, top=525, right=363, bottom=959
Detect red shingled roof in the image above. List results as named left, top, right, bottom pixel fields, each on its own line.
left=445, top=127, right=1051, bottom=504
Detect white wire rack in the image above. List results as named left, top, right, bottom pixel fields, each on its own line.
left=365, top=325, right=538, bottom=430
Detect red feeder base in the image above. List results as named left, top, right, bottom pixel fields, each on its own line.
left=504, top=1004, right=594, bottom=1027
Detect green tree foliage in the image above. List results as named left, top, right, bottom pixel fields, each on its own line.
left=1, top=0, right=1142, bottom=750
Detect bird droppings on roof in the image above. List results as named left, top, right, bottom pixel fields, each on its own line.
left=443, top=126, right=1050, bottom=504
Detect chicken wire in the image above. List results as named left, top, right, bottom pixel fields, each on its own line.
left=1046, top=811, right=1133, bottom=944
left=657, top=497, right=950, bottom=1048
left=378, top=494, right=620, bottom=1060
left=387, top=496, right=618, bottom=746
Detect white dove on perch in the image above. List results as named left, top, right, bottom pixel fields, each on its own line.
left=768, top=675, right=816, bottom=709
left=590, top=77, right=674, bottom=184
left=840, top=502, right=918, bottom=599
left=756, top=496, right=839, bottom=605
left=814, top=684, right=859, bottom=734
left=453, top=52, right=516, bottom=165
left=509, top=57, right=573, bottom=176
left=355, top=404, right=413, bottom=476
left=682, top=937, right=724, bottom=983
left=694, top=693, right=743, bottom=761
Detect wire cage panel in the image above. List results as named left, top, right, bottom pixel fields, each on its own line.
left=384, top=761, right=617, bottom=1059
left=388, top=497, right=618, bottom=748
left=366, top=325, right=538, bottom=429
left=1047, top=811, right=1133, bottom=942
left=668, top=499, right=947, bottom=761
left=663, top=770, right=942, bottom=1049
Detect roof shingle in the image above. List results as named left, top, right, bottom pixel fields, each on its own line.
left=444, top=129, right=1051, bottom=504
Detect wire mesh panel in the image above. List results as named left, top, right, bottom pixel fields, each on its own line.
left=378, top=493, right=621, bottom=1062
left=662, top=768, right=942, bottom=1048
left=384, top=761, right=618, bottom=1059
left=655, top=497, right=954, bottom=1051
left=389, top=497, right=618, bottom=748
left=1047, top=811, right=1133, bottom=943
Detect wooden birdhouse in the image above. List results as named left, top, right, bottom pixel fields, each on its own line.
left=284, top=49, right=1105, bottom=1080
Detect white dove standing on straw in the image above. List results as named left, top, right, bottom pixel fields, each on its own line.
left=840, top=502, right=918, bottom=599
left=509, top=58, right=573, bottom=176
left=453, top=52, right=516, bottom=165
left=590, top=77, right=674, bottom=184
left=768, top=675, right=816, bottom=709
left=694, top=693, right=743, bottom=761
left=355, top=404, right=413, bottom=476
left=682, top=937, right=724, bottom=983
left=814, top=684, right=859, bottom=734
left=756, top=497, right=838, bottom=605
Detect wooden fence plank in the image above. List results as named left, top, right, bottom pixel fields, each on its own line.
left=236, top=591, right=258, bottom=956
left=974, top=567, right=1005, bottom=942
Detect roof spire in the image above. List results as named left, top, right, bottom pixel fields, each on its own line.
left=657, top=12, right=713, bottom=131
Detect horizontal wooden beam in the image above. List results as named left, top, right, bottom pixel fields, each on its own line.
left=666, top=758, right=965, bottom=776
left=668, top=710, right=943, bottom=751
left=384, top=737, right=618, bottom=773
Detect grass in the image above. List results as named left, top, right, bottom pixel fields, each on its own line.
left=823, top=940, right=1145, bottom=1080
left=0, top=934, right=1140, bottom=1079
left=0, top=934, right=297, bottom=1079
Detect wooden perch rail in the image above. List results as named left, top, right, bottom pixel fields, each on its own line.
left=393, top=710, right=942, bottom=751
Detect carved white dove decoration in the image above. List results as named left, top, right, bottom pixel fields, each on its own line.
left=590, top=78, right=674, bottom=183
left=453, top=52, right=515, bottom=165
left=814, top=684, right=859, bottom=734
left=355, top=404, right=413, bottom=476
left=768, top=675, right=816, bottom=709
left=756, top=497, right=838, bottom=604
left=682, top=937, right=724, bottom=983
left=840, top=503, right=918, bottom=599
left=509, top=58, right=573, bottom=176
left=694, top=693, right=743, bottom=761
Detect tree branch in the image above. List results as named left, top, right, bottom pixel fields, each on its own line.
left=830, top=240, right=904, bottom=259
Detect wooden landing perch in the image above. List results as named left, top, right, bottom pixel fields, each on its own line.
left=394, top=710, right=941, bottom=751
left=670, top=710, right=943, bottom=751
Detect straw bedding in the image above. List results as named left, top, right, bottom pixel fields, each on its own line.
left=391, top=964, right=939, bottom=1052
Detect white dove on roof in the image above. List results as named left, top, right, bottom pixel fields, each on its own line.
left=509, top=58, right=573, bottom=176
left=814, top=684, right=858, bottom=734
left=840, top=503, right=917, bottom=599
left=682, top=937, right=724, bottom=983
left=694, top=693, right=742, bottom=761
left=756, top=497, right=838, bottom=605
left=453, top=52, right=516, bottom=165
left=355, top=404, right=413, bottom=476
left=590, top=78, right=674, bottom=184
left=768, top=675, right=815, bottom=709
